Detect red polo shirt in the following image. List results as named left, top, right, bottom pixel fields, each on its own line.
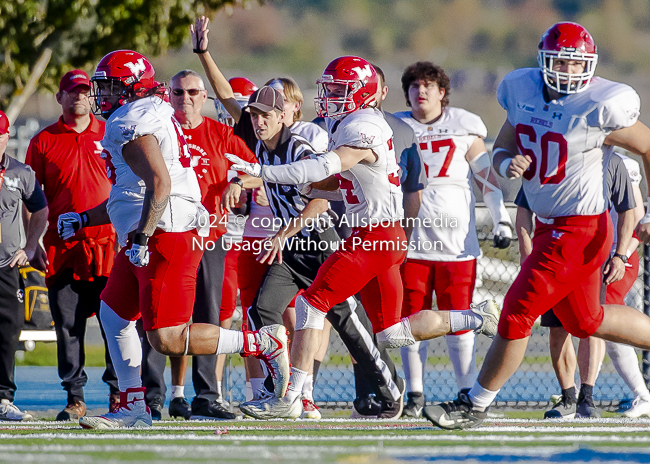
left=182, top=117, right=256, bottom=241
left=25, top=114, right=115, bottom=285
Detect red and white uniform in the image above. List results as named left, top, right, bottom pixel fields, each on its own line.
left=497, top=68, right=640, bottom=339
left=304, top=108, right=407, bottom=333
left=394, top=108, right=486, bottom=325
left=100, top=96, right=208, bottom=331
left=101, top=96, right=208, bottom=246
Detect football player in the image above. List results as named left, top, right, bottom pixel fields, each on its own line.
left=394, top=62, right=512, bottom=417
left=57, top=50, right=290, bottom=429
left=425, top=21, right=650, bottom=430
left=226, top=55, right=501, bottom=419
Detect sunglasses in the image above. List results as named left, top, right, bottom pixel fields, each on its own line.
left=171, top=88, right=204, bottom=96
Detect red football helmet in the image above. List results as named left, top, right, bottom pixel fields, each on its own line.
left=537, top=22, right=598, bottom=94
left=215, top=77, right=258, bottom=126
left=315, top=56, right=378, bottom=119
left=90, top=50, right=160, bottom=118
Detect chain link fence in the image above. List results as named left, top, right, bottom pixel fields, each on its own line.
left=222, top=204, right=649, bottom=410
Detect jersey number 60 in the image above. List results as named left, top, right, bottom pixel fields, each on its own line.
left=515, top=124, right=567, bottom=185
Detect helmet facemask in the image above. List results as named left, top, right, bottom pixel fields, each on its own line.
left=537, top=49, right=598, bottom=94
left=90, top=78, right=127, bottom=119
left=315, top=78, right=374, bottom=119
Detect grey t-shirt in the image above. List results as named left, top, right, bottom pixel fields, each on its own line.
left=0, top=154, right=47, bottom=268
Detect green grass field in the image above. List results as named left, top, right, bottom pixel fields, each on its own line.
left=2, top=414, right=650, bottom=463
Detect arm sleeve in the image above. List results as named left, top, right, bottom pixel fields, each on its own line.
left=22, top=169, right=47, bottom=213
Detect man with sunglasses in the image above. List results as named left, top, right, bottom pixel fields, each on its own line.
left=25, top=70, right=119, bottom=421
left=140, top=69, right=257, bottom=420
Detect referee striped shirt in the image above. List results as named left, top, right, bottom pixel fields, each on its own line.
left=255, top=124, right=327, bottom=238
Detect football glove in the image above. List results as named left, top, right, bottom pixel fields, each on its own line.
left=126, top=233, right=150, bottom=267
left=225, top=153, right=262, bottom=177
left=493, top=222, right=513, bottom=249
left=57, top=212, right=88, bottom=240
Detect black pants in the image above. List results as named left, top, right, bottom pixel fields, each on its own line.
left=48, top=269, right=118, bottom=403
left=248, top=228, right=400, bottom=402
left=142, top=239, right=226, bottom=406
left=0, top=266, right=23, bottom=401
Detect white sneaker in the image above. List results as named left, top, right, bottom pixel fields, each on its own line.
left=243, top=325, right=291, bottom=398
left=623, top=396, right=650, bottom=418
left=301, top=398, right=321, bottom=420
left=240, top=394, right=302, bottom=420
left=79, top=387, right=152, bottom=429
left=471, top=300, right=500, bottom=338
left=0, top=399, right=33, bottom=421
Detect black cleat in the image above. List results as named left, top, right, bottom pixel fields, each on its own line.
left=378, top=376, right=406, bottom=419
left=423, top=389, right=487, bottom=430
left=147, top=399, right=164, bottom=421
left=190, top=399, right=237, bottom=420
left=401, top=392, right=426, bottom=418
left=169, top=397, right=191, bottom=420
left=350, top=395, right=382, bottom=419
left=576, top=395, right=600, bottom=418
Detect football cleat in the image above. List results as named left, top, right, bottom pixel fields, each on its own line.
left=0, top=400, right=33, bottom=421
left=623, top=396, right=650, bottom=418
left=242, top=325, right=291, bottom=398
left=401, top=392, right=426, bottom=418
left=544, top=394, right=576, bottom=419
left=239, top=394, right=302, bottom=420
left=169, top=397, right=192, bottom=420
left=56, top=400, right=86, bottom=421
left=471, top=300, right=500, bottom=338
left=378, top=375, right=406, bottom=419
left=79, top=387, right=152, bottom=429
left=576, top=394, right=601, bottom=418
left=301, top=398, right=322, bottom=420
left=423, top=389, right=487, bottom=430
left=190, top=399, right=236, bottom=420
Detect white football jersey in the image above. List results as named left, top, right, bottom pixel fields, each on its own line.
left=498, top=68, right=640, bottom=219
left=395, top=108, right=487, bottom=261
left=290, top=121, right=329, bottom=152
left=102, top=96, right=208, bottom=245
left=327, top=108, right=404, bottom=226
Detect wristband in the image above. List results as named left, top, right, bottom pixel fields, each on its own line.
left=498, top=157, right=513, bottom=178
left=80, top=212, right=90, bottom=228
left=230, top=177, right=244, bottom=188
left=133, top=232, right=149, bottom=246
left=193, top=48, right=207, bottom=54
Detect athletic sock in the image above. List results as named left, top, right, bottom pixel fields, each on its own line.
left=561, top=386, right=576, bottom=402
left=579, top=383, right=594, bottom=402
left=250, top=378, right=266, bottom=399
left=217, top=381, right=223, bottom=399
left=401, top=341, right=425, bottom=393
left=171, top=385, right=184, bottom=399
left=99, top=302, right=142, bottom=391
left=245, top=382, right=253, bottom=402
left=446, top=332, right=477, bottom=389
left=449, top=310, right=483, bottom=333
left=284, top=367, right=308, bottom=404
left=468, top=382, right=499, bottom=412
left=607, top=342, right=650, bottom=399
left=302, top=374, right=314, bottom=401
left=216, top=328, right=244, bottom=354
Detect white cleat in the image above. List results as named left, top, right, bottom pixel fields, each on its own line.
left=244, top=325, right=291, bottom=398
left=0, top=399, right=33, bottom=421
left=301, top=398, right=322, bottom=420
left=240, top=394, right=303, bottom=420
left=79, top=387, right=152, bottom=429
left=471, top=300, right=500, bottom=338
left=623, top=396, right=650, bottom=418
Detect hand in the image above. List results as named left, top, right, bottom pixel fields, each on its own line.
left=126, top=243, right=150, bottom=267
left=257, top=234, right=285, bottom=265
left=225, top=153, right=262, bottom=177
left=493, top=222, right=513, bottom=249
left=506, top=154, right=532, bottom=179
left=636, top=222, right=650, bottom=243
left=221, top=183, right=243, bottom=212
left=254, top=187, right=269, bottom=207
left=58, top=212, right=85, bottom=240
left=190, top=16, right=209, bottom=52
left=9, top=249, right=29, bottom=268
left=24, top=245, right=48, bottom=271
left=604, top=256, right=626, bottom=284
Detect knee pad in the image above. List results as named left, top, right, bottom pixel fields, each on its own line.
left=295, top=295, right=326, bottom=331
left=377, top=317, right=415, bottom=350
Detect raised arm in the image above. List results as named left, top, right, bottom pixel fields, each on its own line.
left=191, top=16, right=242, bottom=123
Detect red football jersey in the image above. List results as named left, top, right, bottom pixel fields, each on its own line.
left=182, top=117, right=256, bottom=240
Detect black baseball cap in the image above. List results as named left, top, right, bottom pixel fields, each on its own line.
left=244, top=86, right=284, bottom=113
